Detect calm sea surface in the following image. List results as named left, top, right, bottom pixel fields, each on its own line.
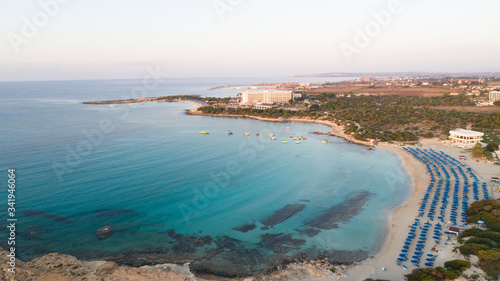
left=0, top=77, right=412, bottom=276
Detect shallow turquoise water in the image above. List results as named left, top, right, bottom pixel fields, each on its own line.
left=0, top=79, right=411, bottom=276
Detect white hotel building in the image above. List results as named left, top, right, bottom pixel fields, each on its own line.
left=240, top=91, right=293, bottom=105
left=489, top=91, right=500, bottom=101
left=449, top=129, right=484, bottom=148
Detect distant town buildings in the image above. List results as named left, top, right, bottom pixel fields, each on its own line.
left=240, top=91, right=293, bottom=105
left=489, top=91, right=500, bottom=101
left=360, top=76, right=374, bottom=82
left=449, top=129, right=484, bottom=149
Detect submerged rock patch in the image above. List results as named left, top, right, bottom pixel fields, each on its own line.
left=260, top=233, right=306, bottom=254
left=306, top=190, right=373, bottom=230
left=260, top=204, right=306, bottom=227
left=233, top=223, right=257, bottom=233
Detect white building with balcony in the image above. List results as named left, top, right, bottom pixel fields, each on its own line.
left=449, top=129, right=484, bottom=148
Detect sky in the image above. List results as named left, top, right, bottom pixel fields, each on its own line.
left=0, top=0, right=499, bottom=81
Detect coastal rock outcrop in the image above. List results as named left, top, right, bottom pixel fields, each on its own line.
left=0, top=247, right=350, bottom=281
left=96, top=225, right=112, bottom=239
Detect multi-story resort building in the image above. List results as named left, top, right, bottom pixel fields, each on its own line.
left=449, top=129, right=484, bottom=148
left=240, top=91, right=293, bottom=105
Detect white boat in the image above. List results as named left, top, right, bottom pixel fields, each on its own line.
left=296, top=141, right=301, bottom=144
left=283, top=140, right=288, bottom=144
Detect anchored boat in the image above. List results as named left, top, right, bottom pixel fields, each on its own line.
left=200, top=131, right=209, bottom=134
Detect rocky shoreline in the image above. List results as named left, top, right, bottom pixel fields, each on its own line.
left=0, top=247, right=356, bottom=281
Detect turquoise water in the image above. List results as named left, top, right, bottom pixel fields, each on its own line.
left=0, top=78, right=411, bottom=277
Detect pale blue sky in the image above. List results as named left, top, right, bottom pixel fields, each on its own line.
left=1, top=0, right=499, bottom=81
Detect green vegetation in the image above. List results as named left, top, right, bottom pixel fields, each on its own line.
left=472, top=129, right=500, bottom=144
left=443, top=259, right=471, bottom=271
left=404, top=261, right=470, bottom=281
left=457, top=199, right=500, bottom=279
left=198, top=94, right=500, bottom=142
left=198, top=106, right=315, bottom=119
left=471, top=143, right=493, bottom=160
left=405, top=266, right=464, bottom=281
left=157, top=95, right=232, bottom=104
left=317, top=95, right=480, bottom=141
left=486, top=142, right=499, bottom=152
left=494, top=101, right=500, bottom=107
left=466, top=199, right=500, bottom=232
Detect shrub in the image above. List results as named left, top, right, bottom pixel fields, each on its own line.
left=459, top=228, right=485, bottom=238
left=486, top=142, right=499, bottom=152
left=477, top=250, right=500, bottom=261
left=405, top=269, right=440, bottom=281
left=461, top=230, right=500, bottom=244
left=444, top=259, right=471, bottom=272
left=479, top=260, right=500, bottom=280
left=444, top=270, right=459, bottom=280
left=458, top=243, right=489, bottom=256
left=464, top=237, right=497, bottom=248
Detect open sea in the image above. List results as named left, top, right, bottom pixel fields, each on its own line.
left=0, top=77, right=412, bottom=277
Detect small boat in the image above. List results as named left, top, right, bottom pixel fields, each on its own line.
left=302, top=137, right=306, bottom=140
left=244, top=132, right=250, bottom=136
left=200, top=131, right=209, bottom=134
left=296, top=141, right=301, bottom=144
left=271, top=137, right=277, bottom=140
left=322, top=140, right=328, bottom=144
left=293, top=137, right=299, bottom=140
left=286, top=127, right=290, bottom=130
left=256, top=133, right=259, bottom=136
left=109, top=104, right=115, bottom=107
left=283, top=141, right=288, bottom=144
left=227, top=131, right=233, bottom=135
